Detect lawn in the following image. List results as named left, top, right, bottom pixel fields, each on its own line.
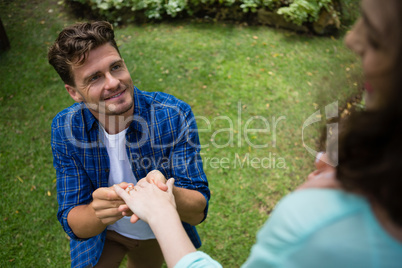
left=0, top=0, right=360, bottom=267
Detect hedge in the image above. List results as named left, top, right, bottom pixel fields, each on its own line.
left=66, top=0, right=360, bottom=34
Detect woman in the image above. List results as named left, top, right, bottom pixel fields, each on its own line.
left=114, top=0, right=402, bottom=266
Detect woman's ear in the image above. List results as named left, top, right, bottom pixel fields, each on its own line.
left=65, top=84, right=83, bottom=102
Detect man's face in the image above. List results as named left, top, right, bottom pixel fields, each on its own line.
left=65, top=43, right=134, bottom=118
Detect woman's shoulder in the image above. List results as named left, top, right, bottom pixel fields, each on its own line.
left=242, top=190, right=371, bottom=267
left=265, top=189, right=368, bottom=233
left=256, top=189, right=370, bottom=250
left=276, top=189, right=367, bottom=219
left=244, top=190, right=402, bottom=267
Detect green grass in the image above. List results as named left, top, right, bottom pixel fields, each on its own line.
left=0, top=0, right=360, bottom=267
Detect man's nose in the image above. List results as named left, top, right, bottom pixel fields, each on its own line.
left=104, top=72, right=119, bottom=90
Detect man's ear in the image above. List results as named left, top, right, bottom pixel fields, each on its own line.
left=65, top=84, right=83, bottom=102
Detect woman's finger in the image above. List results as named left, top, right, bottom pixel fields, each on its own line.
left=130, top=214, right=140, bottom=224
left=114, top=184, right=131, bottom=203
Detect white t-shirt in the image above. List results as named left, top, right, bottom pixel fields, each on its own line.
left=100, top=126, right=155, bottom=240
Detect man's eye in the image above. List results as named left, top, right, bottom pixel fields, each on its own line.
left=112, top=65, right=121, bottom=71
left=90, top=75, right=100, bottom=82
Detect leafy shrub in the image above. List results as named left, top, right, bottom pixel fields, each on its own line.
left=338, top=0, right=360, bottom=25
left=66, top=0, right=358, bottom=32
left=277, top=0, right=333, bottom=25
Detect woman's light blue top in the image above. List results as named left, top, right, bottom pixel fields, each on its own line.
left=176, top=189, right=402, bottom=268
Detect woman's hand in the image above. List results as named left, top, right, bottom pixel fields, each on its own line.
left=118, top=170, right=169, bottom=217
left=114, top=178, right=176, bottom=224
left=297, top=152, right=340, bottom=190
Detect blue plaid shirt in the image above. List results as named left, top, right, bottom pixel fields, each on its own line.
left=51, top=87, right=210, bottom=268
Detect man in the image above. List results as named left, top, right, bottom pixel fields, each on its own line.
left=48, top=21, right=210, bottom=268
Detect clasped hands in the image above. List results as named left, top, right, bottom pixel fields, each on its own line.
left=91, top=170, right=175, bottom=226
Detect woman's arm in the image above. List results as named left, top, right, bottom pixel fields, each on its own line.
left=114, top=180, right=197, bottom=267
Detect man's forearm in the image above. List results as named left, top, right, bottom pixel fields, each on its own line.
left=67, top=204, right=108, bottom=239
left=173, top=187, right=207, bottom=225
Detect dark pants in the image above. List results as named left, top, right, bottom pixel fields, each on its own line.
left=95, top=230, right=164, bottom=268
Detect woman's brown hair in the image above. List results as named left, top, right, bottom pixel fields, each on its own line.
left=336, top=0, right=402, bottom=226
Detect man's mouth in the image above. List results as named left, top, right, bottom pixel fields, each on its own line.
left=104, top=89, right=125, bottom=100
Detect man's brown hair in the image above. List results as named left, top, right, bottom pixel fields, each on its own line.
left=48, top=21, right=120, bottom=86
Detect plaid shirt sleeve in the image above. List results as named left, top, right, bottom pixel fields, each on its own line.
left=168, top=101, right=210, bottom=220
left=51, top=107, right=91, bottom=240
left=167, top=100, right=210, bottom=248
left=51, top=104, right=106, bottom=268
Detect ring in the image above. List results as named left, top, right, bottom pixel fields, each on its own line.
left=126, top=185, right=136, bottom=193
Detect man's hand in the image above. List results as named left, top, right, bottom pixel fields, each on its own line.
left=91, top=182, right=131, bottom=225
left=144, top=170, right=168, bottom=191
left=297, top=152, right=340, bottom=190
